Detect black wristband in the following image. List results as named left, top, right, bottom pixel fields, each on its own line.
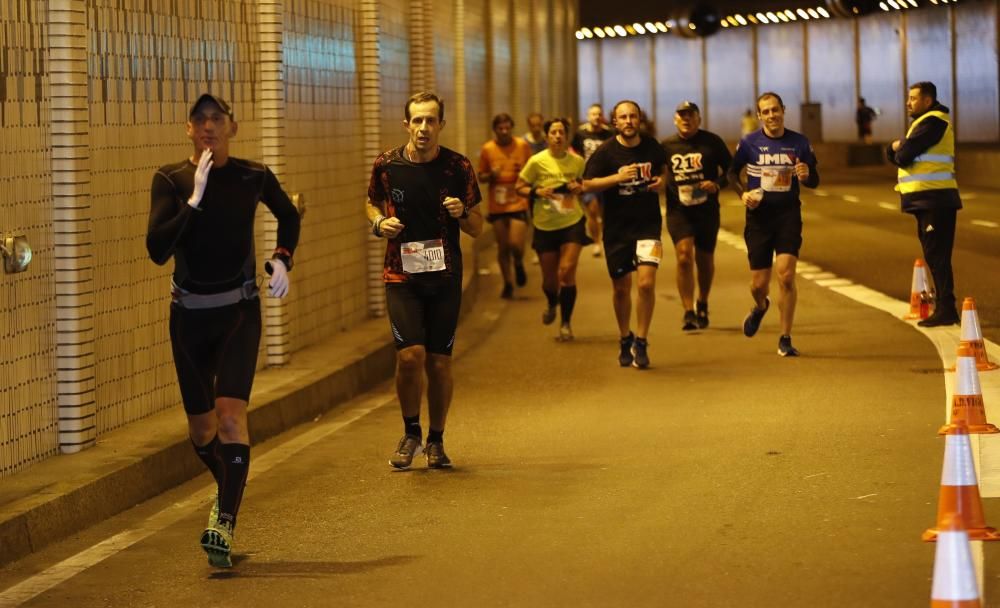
left=529, top=187, right=537, bottom=200
left=373, top=216, right=384, bottom=237
left=272, top=252, right=293, bottom=271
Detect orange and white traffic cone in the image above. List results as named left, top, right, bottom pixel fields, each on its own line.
left=939, top=345, right=999, bottom=435
left=930, top=512, right=981, bottom=607
left=903, top=259, right=932, bottom=320
left=924, top=423, right=1000, bottom=542
left=956, top=298, right=998, bottom=372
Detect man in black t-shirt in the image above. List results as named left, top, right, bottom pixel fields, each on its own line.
left=146, top=93, right=301, bottom=568
left=583, top=100, right=668, bottom=370
left=365, top=92, right=483, bottom=471
left=572, top=103, right=614, bottom=257
left=661, top=101, right=732, bottom=331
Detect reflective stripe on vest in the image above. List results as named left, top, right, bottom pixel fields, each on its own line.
left=897, top=110, right=957, bottom=194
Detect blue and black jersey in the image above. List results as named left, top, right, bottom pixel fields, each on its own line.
left=728, top=128, right=819, bottom=209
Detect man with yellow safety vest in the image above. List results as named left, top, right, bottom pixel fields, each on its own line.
left=887, top=81, right=962, bottom=327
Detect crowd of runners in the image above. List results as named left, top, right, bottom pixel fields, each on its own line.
left=149, top=79, right=962, bottom=567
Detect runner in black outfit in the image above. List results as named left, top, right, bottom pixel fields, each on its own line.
left=365, top=92, right=483, bottom=470
left=146, top=94, right=300, bottom=568
left=661, top=101, right=731, bottom=331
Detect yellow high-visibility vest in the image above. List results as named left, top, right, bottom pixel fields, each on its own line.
left=897, top=109, right=957, bottom=194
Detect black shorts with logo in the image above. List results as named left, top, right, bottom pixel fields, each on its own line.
left=532, top=217, right=589, bottom=253
left=169, top=297, right=262, bottom=415
left=744, top=204, right=803, bottom=270
left=603, top=226, right=663, bottom=280
left=666, top=202, right=720, bottom=253
left=386, top=279, right=463, bottom=356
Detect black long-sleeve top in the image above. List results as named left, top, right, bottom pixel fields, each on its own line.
left=146, top=157, right=301, bottom=294
left=885, top=102, right=961, bottom=213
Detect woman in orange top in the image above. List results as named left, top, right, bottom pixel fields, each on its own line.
left=479, top=113, right=534, bottom=298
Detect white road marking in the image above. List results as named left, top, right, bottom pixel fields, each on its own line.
left=972, top=220, right=998, bottom=229
left=814, top=189, right=830, bottom=197
left=0, top=392, right=396, bottom=607
left=842, top=195, right=861, bottom=203
left=878, top=202, right=897, bottom=211
left=964, top=192, right=979, bottom=200
left=815, top=278, right=854, bottom=287
left=800, top=272, right=837, bottom=280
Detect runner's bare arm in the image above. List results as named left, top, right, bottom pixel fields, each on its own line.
left=366, top=198, right=404, bottom=238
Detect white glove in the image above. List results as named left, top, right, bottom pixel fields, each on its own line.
left=188, top=151, right=213, bottom=208
left=266, top=258, right=289, bottom=298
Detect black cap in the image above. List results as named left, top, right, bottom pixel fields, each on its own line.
left=675, top=101, right=700, bottom=113
left=189, top=93, right=233, bottom=119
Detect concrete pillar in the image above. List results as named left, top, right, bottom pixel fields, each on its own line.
left=454, top=0, right=468, bottom=156
left=48, top=0, right=96, bottom=453
left=361, top=0, right=386, bottom=317
left=258, top=0, right=291, bottom=365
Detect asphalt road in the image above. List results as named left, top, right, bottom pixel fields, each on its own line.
left=718, top=165, right=1000, bottom=343
left=2, top=228, right=997, bottom=607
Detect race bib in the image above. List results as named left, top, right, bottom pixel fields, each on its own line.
left=636, top=239, right=663, bottom=265
left=678, top=184, right=708, bottom=206
left=548, top=193, right=575, bottom=214
left=760, top=167, right=793, bottom=192
left=401, top=240, right=446, bottom=274
left=494, top=185, right=509, bottom=205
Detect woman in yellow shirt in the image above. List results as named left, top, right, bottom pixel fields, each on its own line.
left=516, top=118, right=587, bottom=341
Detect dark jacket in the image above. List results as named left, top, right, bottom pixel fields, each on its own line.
left=886, top=102, right=962, bottom=213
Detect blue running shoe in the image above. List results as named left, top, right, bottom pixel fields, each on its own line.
left=631, top=338, right=650, bottom=369
left=743, top=297, right=770, bottom=337
left=777, top=335, right=800, bottom=357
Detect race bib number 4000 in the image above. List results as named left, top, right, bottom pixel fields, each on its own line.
left=401, top=239, right=447, bottom=274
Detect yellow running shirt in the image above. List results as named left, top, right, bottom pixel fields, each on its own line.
left=518, top=150, right=585, bottom=231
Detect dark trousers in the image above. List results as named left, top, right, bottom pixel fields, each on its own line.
left=913, top=207, right=958, bottom=313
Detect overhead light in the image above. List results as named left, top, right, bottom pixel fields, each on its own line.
left=727, top=15, right=739, bottom=25
left=766, top=11, right=779, bottom=20
left=817, top=6, right=831, bottom=16
left=614, top=24, right=627, bottom=36
left=721, top=20, right=729, bottom=27
left=879, top=2, right=889, bottom=8
left=644, top=21, right=656, bottom=32
left=575, top=30, right=584, bottom=39
left=604, top=26, right=616, bottom=37
left=632, top=23, right=645, bottom=34
left=756, top=11, right=769, bottom=21
left=666, top=19, right=677, bottom=28
left=584, top=28, right=594, bottom=38
left=797, top=8, right=810, bottom=17
left=807, top=7, right=820, bottom=16
left=594, top=27, right=606, bottom=38
left=776, top=11, right=790, bottom=21
left=625, top=24, right=637, bottom=34
left=747, top=13, right=760, bottom=22
left=655, top=21, right=669, bottom=32
left=887, top=0, right=899, bottom=7
left=736, top=14, right=748, bottom=24
left=907, top=0, right=917, bottom=6
left=785, top=9, right=797, bottom=19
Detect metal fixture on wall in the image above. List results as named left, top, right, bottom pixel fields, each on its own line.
left=1, top=235, right=32, bottom=273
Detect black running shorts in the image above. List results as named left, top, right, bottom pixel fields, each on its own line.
left=386, top=280, right=463, bottom=355
left=169, top=297, right=262, bottom=415
left=666, top=202, right=720, bottom=253
left=532, top=217, right=589, bottom=253
left=487, top=210, right=529, bottom=224
left=744, top=204, right=803, bottom=270
left=604, top=231, right=663, bottom=279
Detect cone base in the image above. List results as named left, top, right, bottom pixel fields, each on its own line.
left=923, top=526, right=1000, bottom=542
left=903, top=312, right=928, bottom=320
left=939, top=423, right=1000, bottom=435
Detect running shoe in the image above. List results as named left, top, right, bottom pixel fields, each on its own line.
left=425, top=442, right=453, bottom=469
left=500, top=283, right=514, bottom=299
left=557, top=323, right=574, bottom=342
left=389, top=434, right=423, bottom=469
left=742, top=297, right=770, bottom=338
left=542, top=306, right=557, bottom=325
left=696, top=301, right=709, bottom=329
left=631, top=337, right=650, bottom=369
left=207, top=493, right=219, bottom=528
left=514, top=263, right=527, bottom=287
left=619, top=332, right=635, bottom=367
left=682, top=310, right=698, bottom=331
left=200, top=520, right=234, bottom=568
left=777, top=335, right=800, bottom=357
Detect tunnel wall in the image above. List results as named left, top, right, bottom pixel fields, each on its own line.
left=577, top=0, right=999, bottom=144
left=0, top=0, right=579, bottom=477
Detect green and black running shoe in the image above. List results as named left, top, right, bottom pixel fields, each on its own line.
left=200, top=520, right=234, bottom=568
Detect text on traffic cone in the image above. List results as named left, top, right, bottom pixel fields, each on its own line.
left=958, top=297, right=998, bottom=372
left=939, top=345, right=999, bottom=435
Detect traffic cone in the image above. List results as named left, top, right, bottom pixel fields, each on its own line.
left=956, top=298, right=998, bottom=372
left=923, top=423, right=1000, bottom=542
left=904, top=259, right=932, bottom=320
left=939, top=345, right=999, bottom=435
left=930, top=512, right=981, bottom=607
